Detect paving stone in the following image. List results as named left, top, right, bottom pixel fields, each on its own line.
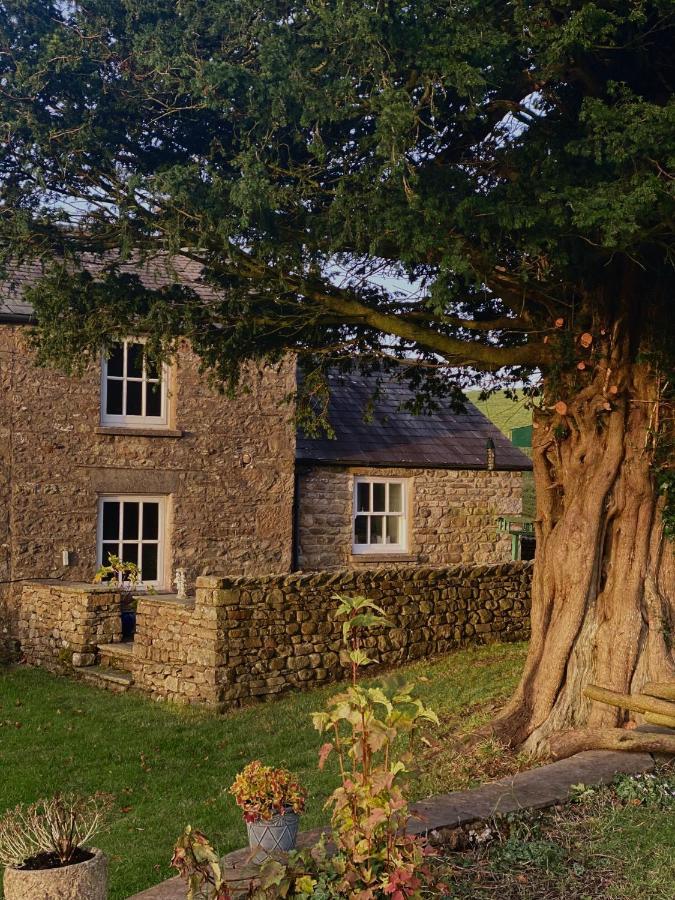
left=127, top=750, right=656, bottom=900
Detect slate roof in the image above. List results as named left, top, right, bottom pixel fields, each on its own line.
left=297, top=370, right=532, bottom=471
left=0, top=254, right=220, bottom=322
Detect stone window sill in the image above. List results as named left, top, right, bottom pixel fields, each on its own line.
left=350, top=553, right=418, bottom=564
left=95, top=426, right=183, bottom=438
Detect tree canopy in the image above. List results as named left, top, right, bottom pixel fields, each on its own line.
left=0, top=0, right=673, bottom=392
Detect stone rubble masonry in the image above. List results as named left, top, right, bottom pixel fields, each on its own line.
left=19, top=581, right=123, bottom=669
left=296, top=466, right=523, bottom=570
left=0, top=324, right=297, bottom=643
left=17, top=563, right=532, bottom=706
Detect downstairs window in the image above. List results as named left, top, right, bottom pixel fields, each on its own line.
left=352, top=477, right=408, bottom=554
left=97, top=496, right=166, bottom=587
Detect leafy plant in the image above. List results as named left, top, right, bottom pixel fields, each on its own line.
left=94, top=553, right=141, bottom=591
left=614, top=771, right=675, bottom=809
left=303, top=593, right=443, bottom=898
left=171, top=826, right=232, bottom=900
left=229, top=761, right=307, bottom=823
left=0, top=794, right=111, bottom=868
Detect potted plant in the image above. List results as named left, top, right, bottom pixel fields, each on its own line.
left=0, top=794, right=110, bottom=900
left=94, top=554, right=141, bottom=640
left=229, top=761, right=306, bottom=863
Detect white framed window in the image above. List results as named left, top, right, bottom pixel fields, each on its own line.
left=352, top=477, right=408, bottom=554
left=97, top=495, right=167, bottom=587
left=101, top=340, right=169, bottom=427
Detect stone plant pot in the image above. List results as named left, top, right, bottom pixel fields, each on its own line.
left=2, top=847, right=107, bottom=900
left=246, top=811, right=300, bottom=864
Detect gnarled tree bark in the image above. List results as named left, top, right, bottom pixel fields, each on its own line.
left=490, top=298, right=675, bottom=754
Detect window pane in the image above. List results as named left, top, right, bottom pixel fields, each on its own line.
left=101, top=543, right=118, bottom=568
left=122, top=502, right=139, bottom=539
left=121, top=543, right=138, bottom=566
left=356, top=482, right=370, bottom=512
left=145, top=353, right=160, bottom=380
left=142, top=543, right=158, bottom=582
left=107, top=344, right=123, bottom=377
left=106, top=379, right=123, bottom=415
left=127, top=343, right=144, bottom=378
left=354, top=515, right=368, bottom=544
left=386, top=516, right=400, bottom=544
left=146, top=381, right=162, bottom=417
left=372, top=483, right=386, bottom=512
left=142, top=502, right=159, bottom=540
left=102, top=502, right=120, bottom=541
left=370, top=515, right=384, bottom=544
left=388, top=483, right=402, bottom=513
left=126, top=381, right=142, bottom=416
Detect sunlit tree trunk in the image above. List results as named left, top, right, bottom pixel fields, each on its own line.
left=493, top=306, right=675, bottom=753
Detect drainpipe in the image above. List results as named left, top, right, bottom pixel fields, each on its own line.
left=291, top=463, right=301, bottom=572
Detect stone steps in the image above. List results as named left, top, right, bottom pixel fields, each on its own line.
left=98, top=641, right=135, bottom=671
left=79, top=665, right=134, bottom=693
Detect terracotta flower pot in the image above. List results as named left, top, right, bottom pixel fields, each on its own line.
left=2, top=847, right=107, bottom=900
left=246, top=811, right=300, bottom=864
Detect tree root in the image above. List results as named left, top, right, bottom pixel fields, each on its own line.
left=547, top=727, right=675, bottom=760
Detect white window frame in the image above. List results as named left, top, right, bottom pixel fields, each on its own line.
left=96, top=495, right=167, bottom=589
left=352, top=476, right=408, bottom=554
left=100, top=339, right=170, bottom=428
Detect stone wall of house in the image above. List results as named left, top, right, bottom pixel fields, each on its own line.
left=297, top=466, right=523, bottom=570
left=0, top=325, right=297, bottom=638
left=17, top=563, right=531, bottom=704
left=19, top=581, right=123, bottom=669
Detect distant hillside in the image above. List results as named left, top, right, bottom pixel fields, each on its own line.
left=465, top=390, right=532, bottom=439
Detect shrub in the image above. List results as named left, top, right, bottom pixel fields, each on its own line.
left=229, top=761, right=307, bottom=822
left=0, top=794, right=110, bottom=868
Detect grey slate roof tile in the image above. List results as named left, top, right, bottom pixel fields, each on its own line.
left=297, top=370, right=532, bottom=471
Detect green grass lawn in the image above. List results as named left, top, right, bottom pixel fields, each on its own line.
left=442, top=767, right=675, bottom=899
left=0, top=642, right=526, bottom=899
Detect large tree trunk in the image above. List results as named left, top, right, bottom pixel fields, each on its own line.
left=493, top=318, right=675, bottom=755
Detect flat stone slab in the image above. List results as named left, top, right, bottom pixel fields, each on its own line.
left=128, top=748, right=655, bottom=900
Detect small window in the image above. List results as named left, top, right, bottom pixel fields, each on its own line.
left=352, top=477, right=407, bottom=554
left=101, top=340, right=168, bottom=427
left=97, top=496, right=166, bottom=587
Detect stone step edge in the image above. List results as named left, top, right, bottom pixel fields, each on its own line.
left=127, top=746, right=661, bottom=900
left=80, top=665, right=134, bottom=687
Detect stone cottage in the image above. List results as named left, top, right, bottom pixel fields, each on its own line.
left=0, top=257, right=531, bottom=653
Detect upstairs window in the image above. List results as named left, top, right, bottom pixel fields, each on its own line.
left=101, top=340, right=168, bottom=427
left=97, top=496, right=166, bottom=587
left=352, top=477, right=407, bottom=554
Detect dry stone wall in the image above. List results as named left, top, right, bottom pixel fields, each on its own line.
left=17, top=563, right=532, bottom=706
left=297, top=466, right=523, bottom=569
left=19, top=581, right=122, bottom=669
left=132, top=594, right=227, bottom=704
left=206, top=562, right=532, bottom=707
